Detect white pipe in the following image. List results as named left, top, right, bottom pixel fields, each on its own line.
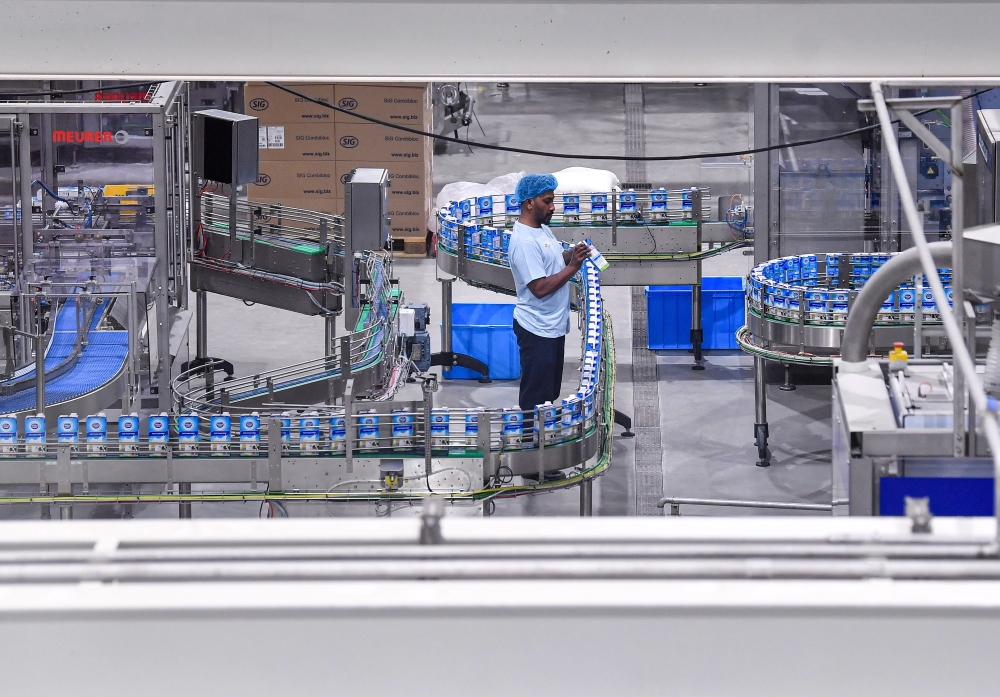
left=870, top=83, right=1000, bottom=522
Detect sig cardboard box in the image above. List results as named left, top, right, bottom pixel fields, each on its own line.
left=335, top=123, right=424, bottom=161
left=245, top=83, right=335, bottom=123
left=257, top=124, right=336, bottom=161
left=251, top=161, right=338, bottom=199
left=333, top=84, right=430, bottom=125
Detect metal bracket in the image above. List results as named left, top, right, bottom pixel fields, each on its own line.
left=429, top=351, right=490, bottom=382
left=477, top=413, right=493, bottom=480
left=56, top=444, right=71, bottom=495
left=893, top=110, right=957, bottom=171
left=267, top=418, right=282, bottom=490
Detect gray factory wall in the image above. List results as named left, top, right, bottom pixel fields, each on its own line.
left=1, top=2, right=999, bottom=80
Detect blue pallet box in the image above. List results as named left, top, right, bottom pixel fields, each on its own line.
left=645, top=276, right=746, bottom=350
left=441, top=303, right=520, bottom=380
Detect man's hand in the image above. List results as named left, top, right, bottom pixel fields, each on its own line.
left=529, top=242, right=593, bottom=300
left=565, top=242, right=591, bottom=270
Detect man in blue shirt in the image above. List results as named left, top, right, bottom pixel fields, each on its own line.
left=508, top=173, right=590, bottom=417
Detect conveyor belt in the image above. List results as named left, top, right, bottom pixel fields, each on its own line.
left=178, top=255, right=397, bottom=410
left=0, top=299, right=128, bottom=414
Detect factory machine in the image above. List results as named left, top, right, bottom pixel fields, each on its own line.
left=828, top=90, right=1000, bottom=518
left=0, top=93, right=617, bottom=518
left=0, top=82, right=191, bottom=424
left=738, top=250, right=983, bottom=467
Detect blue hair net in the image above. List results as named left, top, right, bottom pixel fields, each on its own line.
left=515, top=173, right=558, bottom=203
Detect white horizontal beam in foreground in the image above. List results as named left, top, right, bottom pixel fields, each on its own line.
left=3, top=2, right=1000, bottom=81
left=0, top=518, right=994, bottom=694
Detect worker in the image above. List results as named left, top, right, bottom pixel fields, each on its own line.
left=508, top=173, right=591, bottom=425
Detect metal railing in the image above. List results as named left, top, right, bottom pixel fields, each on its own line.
left=658, top=496, right=849, bottom=516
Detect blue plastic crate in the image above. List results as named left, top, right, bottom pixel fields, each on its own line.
left=645, top=277, right=745, bottom=350
left=441, top=303, right=520, bottom=380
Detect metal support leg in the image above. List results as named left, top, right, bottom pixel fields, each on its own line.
left=325, top=314, right=336, bottom=404
left=951, top=100, right=966, bottom=457
left=966, top=301, right=978, bottom=455
left=196, top=290, right=212, bottom=395
left=691, top=282, right=704, bottom=370
left=441, top=279, right=453, bottom=377
left=754, top=355, right=771, bottom=467
left=178, top=483, right=192, bottom=518
left=196, top=290, right=208, bottom=360
left=18, top=119, right=33, bottom=270
left=58, top=504, right=72, bottom=520
left=580, top=478, right=593, bottom=516
left=779, top=362, right=796, bottom=391
left=34, top=329, right=45, bottom=415
left=152, top=109, right=171, bottom=412
left=325, top=314, right=336, bottom=357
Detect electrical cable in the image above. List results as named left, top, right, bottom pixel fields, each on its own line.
left=267, top=82, right=997, bottom=163
left=32, top=179, right=70, bottom=204
left=0, top=82, right=157, bottom=99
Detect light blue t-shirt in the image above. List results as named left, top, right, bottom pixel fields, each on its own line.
left=508, top=221, right=570, bottom=338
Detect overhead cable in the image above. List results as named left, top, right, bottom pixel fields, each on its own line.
left=267, top=82, right=995, bottom=163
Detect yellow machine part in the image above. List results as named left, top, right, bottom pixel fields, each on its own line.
left=102, top=184, right=154, bottom=197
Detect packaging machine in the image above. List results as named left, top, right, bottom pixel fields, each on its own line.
left=0, top=82, right=191, bottom=420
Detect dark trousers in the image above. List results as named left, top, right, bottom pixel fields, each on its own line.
left=513, top=319, right=565, bottom=414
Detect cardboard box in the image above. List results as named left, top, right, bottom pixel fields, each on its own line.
left=333, top=84, right=429, bottom=125
left=244, top=83, right=335, bottom=123
left=258, top=123, right=336, bottom=161
left=334, top=123, right=425, bottom=162
left=251, top=161, right=338, bottom=199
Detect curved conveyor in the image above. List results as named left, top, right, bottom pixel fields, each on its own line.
left=0, top=298, right=128, bottom=416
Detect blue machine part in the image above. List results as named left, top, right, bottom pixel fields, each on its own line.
left=880, top=477, right=994, bottom=516
left=0, top=297, right=128, bottom=413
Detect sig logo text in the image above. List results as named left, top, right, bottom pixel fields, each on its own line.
left=249, top=98, right=269, bottom=111
left=255, top=174, right=271, bottom=186
left=339, top=136, right=358, bottom=149
left=338, top=98, right=358, bottom=110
